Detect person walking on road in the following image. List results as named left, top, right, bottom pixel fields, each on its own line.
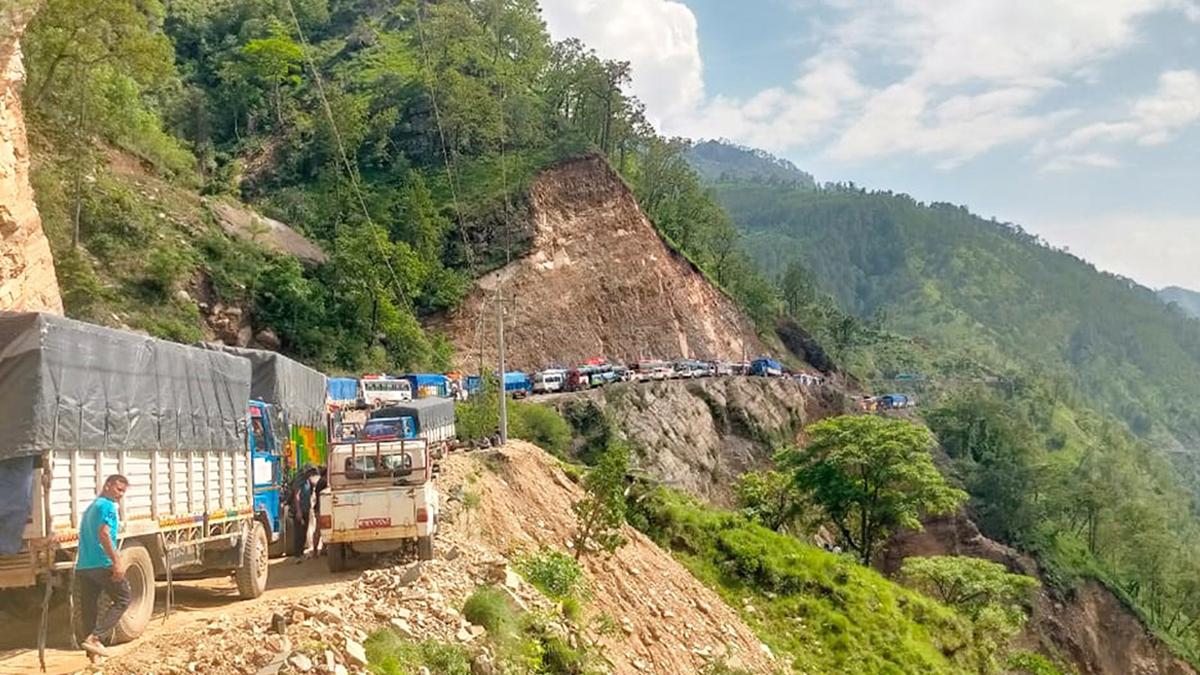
left=76, top=475, right=131, bottom=659
left=292, top=464, right=319, bottom=560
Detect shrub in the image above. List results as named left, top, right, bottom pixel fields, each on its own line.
left=463, top=586, right=517, bottom=639
left=515, top=548, right=586, bottom=602
left=512, top=402, right=572, bottom=453
left=364, top=631, right=470, bottom=675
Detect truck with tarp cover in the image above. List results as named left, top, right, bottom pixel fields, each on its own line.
left=198, top=344, right=329, bottom=558
left=0, top=313, right=269, bottom=647
left=369, top=398, right=456, bottom=458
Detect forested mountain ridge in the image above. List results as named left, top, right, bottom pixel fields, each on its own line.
left=700, top=154, right=1200, bottom=446
left=686, top=139, right=816, bottom=188
left=1160, top=287, right=1200, bottom=320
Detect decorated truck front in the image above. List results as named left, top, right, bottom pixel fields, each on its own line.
left=199, top=344, right=329, bottom=558
left=0, top=312, right=268, bottom=646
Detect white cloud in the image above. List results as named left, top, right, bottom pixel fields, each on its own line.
left=539, top=0, right=1200, bottom=167
left=538, top=0, right=705, bottom=125
left=1046, top=70, right=1200, bottom=168
left=1047, top=213, right=1200, bottom=288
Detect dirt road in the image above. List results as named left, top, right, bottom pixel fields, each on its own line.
left=0, top=556, right=357, bottom=675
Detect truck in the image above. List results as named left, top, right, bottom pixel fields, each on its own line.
left=404, top=374, right=451, bottom=399
left=503, top=371, right=532, bottom=398
left=370, top=398, right=456, bottom=459
left=199, top=344, right=329, bottom=558
left=327, top=377, right=360, bottom=408
left=750, top=358, right=783, bottom=377
left=0, top=313, right=269, bottom=645
left=318, top=438, right=438, bottom=572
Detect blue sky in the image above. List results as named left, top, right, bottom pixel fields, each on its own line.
left=540, top=0, right=1200, bottom=290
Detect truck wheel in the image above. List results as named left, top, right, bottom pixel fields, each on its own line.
left=327, top=543, right=347, bottom=573
left=72, top=545, right=156, bottom=645
left=235, top=521, right=269, bottom=599
left=417, top=535, right=434, bottom=561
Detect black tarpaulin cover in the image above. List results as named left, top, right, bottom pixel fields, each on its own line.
left=372, top=398, right=456, bottom=434
left=0, top=312, right=251, bottom=460
left=198, top=344, right=327, bottom=427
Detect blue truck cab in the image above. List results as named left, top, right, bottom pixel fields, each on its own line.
left=504, top=371, right=532, bottom=398
left=248, top=400, right=289, bottom=554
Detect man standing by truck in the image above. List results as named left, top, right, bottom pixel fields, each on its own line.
left=76, top=475, right=131, bottom=658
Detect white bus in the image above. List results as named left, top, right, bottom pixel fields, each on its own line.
left=360, top=375, right=413, bottom=407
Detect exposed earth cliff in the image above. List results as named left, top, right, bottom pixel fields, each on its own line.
left=0, top=9, right=61, bottom=314
left=432, top=156, right=765, bottom=372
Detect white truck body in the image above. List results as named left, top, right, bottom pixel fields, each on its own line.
left=0, top=446, right=255, bottom=590
left=319, top=439, right=438, bottom=566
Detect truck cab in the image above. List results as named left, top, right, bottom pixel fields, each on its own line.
left=248, top=401, right=289, bottom=554
left=318, top=439, right=439, bottom=571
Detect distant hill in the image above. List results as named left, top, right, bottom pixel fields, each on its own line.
left=1159, top=286, right=1200, bottom=320
left=702, top=177, right=1200, bottom=445
left=686, top=140, right=816, bottom=188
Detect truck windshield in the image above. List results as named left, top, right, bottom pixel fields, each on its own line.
left=362, top=418, right=409, bottom=439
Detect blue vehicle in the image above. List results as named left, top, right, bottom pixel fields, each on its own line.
left=504, top=371, right=532, bottom=398
left=465, top=375, right=483, bottom=395
left=750, top=358, right=783, bottom=377
left=405, top=373, right=452, bottom=399
left=327, top=377, right=360, bottom=408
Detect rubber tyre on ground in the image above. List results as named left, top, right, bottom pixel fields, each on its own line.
left=417, top=535, right=434, bottom=561
left=235, top=521, right=269, bottom=599
left=327, top=543, right=347, bottom=573
left=71, top=544, right=155, bottom=645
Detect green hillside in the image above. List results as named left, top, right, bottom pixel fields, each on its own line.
left=1160, top=287, right=1200, bottom=320
left=697, top=163, right=1200, bottom=446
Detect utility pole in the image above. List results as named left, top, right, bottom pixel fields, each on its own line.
left=496, top=287, right=508, bottom=446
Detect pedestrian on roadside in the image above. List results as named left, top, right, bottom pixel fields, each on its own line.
left=310, top=465, right=328, bottom=557
left=291, top=463, right=318, bottom=560
left=76, top=475, right=132, bottom=659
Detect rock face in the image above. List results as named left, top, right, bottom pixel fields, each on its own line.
left=887, top=512, right=1197, bottom=675
left=432, top=156, right=764, bottom=371
left=546, top=377, right=850, bottom=505
left=0, top=7, right=63, bottom=315
left=206, top=199, right=328, bottom=266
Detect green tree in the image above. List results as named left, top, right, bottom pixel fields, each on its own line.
left=902, top=556, right=1040, bottom=675
left=571, top=438, right=630, bottom=559
left=732, top=470, right=807, bottom=534
left=236, top=25, right=303, bottom=127
left=780, top=416, right=966, bottom=565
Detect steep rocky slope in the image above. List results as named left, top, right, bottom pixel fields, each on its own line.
left=0, top=9, right=61, bottom=314
left=0, top=441, right=774, bottom=675
left=887, top=513, right=1197, bottom=675
left=432, top=156, right=765, bottom=371
left=546, top=377, right=850, bottom=505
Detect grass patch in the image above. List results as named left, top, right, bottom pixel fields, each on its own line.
left=628, top=486, right=985, bottom=675
left=364, top=631, right=471, bottom=675
left=514, top=548, right=587, bottom=603
left=463, top=586, right=519, bottom=639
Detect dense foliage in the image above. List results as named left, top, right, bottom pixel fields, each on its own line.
left=628, top=486, right=1034, bottom=674
left=779, top=416, right=966, bottom=565
left=928, top=385, right=1200, bottom=661
left=703, top=164, right=1200, bottom=445
left=24, top=0, right=799, bottom=373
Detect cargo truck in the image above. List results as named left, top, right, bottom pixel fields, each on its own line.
left=199, top=344, right=329, bottom=558
left=0, top=313, right=269, bottom=645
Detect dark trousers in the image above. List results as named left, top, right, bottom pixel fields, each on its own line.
left=77, top=567, right=131, bottom=641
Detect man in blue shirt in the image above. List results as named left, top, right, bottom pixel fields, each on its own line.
left=76, top=475, right=131, bottom=658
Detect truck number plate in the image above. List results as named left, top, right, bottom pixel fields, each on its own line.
left=357, top=518, right=391, bottom=529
